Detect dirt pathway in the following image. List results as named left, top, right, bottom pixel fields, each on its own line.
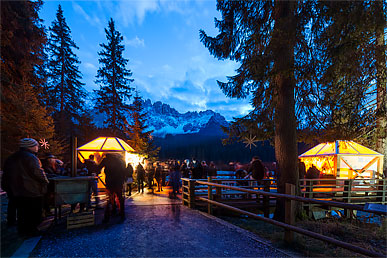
left=26, top=188, right=287, bottom=257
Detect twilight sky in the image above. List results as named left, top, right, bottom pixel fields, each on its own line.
left=39, top=0, right=253, bottom=120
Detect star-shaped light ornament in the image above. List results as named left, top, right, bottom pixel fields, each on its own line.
left=39, top=138, right=50, bottom=149
left=243, top=134, right=258, bottom=150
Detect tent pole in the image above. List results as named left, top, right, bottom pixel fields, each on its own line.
left=71, top=136, right=77, bottom=177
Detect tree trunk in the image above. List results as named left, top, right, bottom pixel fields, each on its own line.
left=112, top=53, right=116, bottom=132
left=375, top=1, right=386, bottom=174
left=60, top=45, right=65, bottom=113
left=272, top=1, right=298, bottom=222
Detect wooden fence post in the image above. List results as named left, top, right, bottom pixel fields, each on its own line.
left=208, top=177, right=213, bottom=214
left=306, top=180, right=314, bottom=218
left=188, top=179, right=196, bottom=208
left=263, top=180, right=270, bottom=218
left=215, top=182, right=221, bottom=201
left=376, top=179, right=386, bottom=204
left=182, top=179, right=188, bottom=206
left=285, top=183, right=295, bottom=243
left=343, top=180, right=352, bottom=218
left=71, top=136, right=77, bottom=177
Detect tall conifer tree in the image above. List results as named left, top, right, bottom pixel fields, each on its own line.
left=200, top=1, right=312, bottom=220
left=95, top=18, right=134, bottom=134
left=304, top=1, right=374, bottom=141
left=0, top=0, right=61, bottom=161
left=125, top=92, right=159, bottom=161
left=309, top=1, right=386, bottom=170
left=373, top=1, right=387, bottom=170
left=47, top=5, right=86, bottom=125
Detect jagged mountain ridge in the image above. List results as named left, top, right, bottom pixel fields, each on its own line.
left=92, top=99, right=229, bottom=138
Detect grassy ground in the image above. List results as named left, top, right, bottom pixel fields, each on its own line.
left=215, top=209, right=386, bottom=257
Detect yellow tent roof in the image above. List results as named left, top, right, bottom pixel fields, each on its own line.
left=299, top=140, right=382, bottom=157
left=77, top=137, right=134, bottom=152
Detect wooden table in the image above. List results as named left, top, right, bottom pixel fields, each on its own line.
left=50, top=176, right=96, bottom=220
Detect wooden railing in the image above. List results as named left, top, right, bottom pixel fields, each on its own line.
left=201, top=172, right=386, bottom=218
left=300, top=178, right=387, bottom=218
left=190, top=178, right=276, bottom=217
left=182, top=177, right=386, bottom=257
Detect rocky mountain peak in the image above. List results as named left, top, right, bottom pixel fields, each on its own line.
left=92, top=98, right=229, bottom=138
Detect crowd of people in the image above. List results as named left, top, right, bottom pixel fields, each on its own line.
left=0, top=139, right=220, bottom=235
left=3, top=137, right=319, bottom=237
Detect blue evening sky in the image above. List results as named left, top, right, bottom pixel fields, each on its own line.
left=39, top=0, right=253, bottom=120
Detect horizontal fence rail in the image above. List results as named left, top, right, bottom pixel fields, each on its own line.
left=193, top=180, right=386, bottom=216
left=182, top=178, right=386, bottom=258
left=299, top=178, right=387, bottom=218
left=196, top=197, right=383, bottom=257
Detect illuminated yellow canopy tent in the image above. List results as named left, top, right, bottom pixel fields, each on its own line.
left=78, top=136, right=134, bottom=161
left=77, top=137, right=143, bottom=187
left=299, top=140, right=384, bottom=179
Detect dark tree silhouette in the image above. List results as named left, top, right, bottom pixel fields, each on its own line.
left=125, top=92, right=159, bottom=161
left=45, top=4, right=87, bottom=155
left=308, top=1, right=386, bottom=168
left=200, top=1, right=313, bottom=220
left=47, top=4, right=86, bottom=117
left=373, top=1, right=387, bottom=169
left=0, top=0, right=62, bottom=162
left=95, top=18, right=134, bottom=134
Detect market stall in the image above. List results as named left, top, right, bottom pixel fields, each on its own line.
left=299, top=140, right=384, bottom=180
left=77, top=137, right=143, bottom=188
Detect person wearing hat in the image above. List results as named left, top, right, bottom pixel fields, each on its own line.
left=1, top=138, right=49, bottom=236
left=41, top=153, right=59, bottom=177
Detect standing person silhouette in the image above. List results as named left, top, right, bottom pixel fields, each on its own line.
left=145, top=159, right=154, bottom=192
left=99, top=153, right=126, bottom=222
left=124, top=163, right=134, bottom=197
left=154, top=162, right=163, bottom=192
left=136, top=162, right=145, bottom=193
left=84, top=154, right=101, bottom=208
left=247, top=156, right=266, bottom=183
left=2, top=138, right=49, bottom=236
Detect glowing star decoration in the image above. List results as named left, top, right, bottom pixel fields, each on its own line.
left=243, top=135, right=258, bottom=150
left=39, top=138, right=50, bottom=149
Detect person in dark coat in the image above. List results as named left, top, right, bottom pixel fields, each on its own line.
left=169, top=164, right=181, bottom=198
left=136, top=163, right=145, bottom=193
left=208, top=161, right=217, bottom=177
left=124, top=163, right=134, bottom=197
left=298, top=159, right=306, bottom=180
left=2, top=138, right=49, bottom=236
left=306, top=164, right=320, bottom=179
left=180, top=160, right=190, bottom=178
left=154, top=162, right=163, bottom=192
left=191, top=158, right=203, bottom=179
left=99, top=153, right=126, bottom=222
left=247, top=156, right=266, bottom=181
left=41, top=154, right=60, bottom=177
left=201, top=161, right=209, bottom=179
left=41, top=154, right=62, bottom=216
left=145, top=160, right=154, bottom=191
left=84, top=154, right=101, bottom=208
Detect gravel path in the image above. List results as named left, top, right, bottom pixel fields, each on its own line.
left=31, top=191, right=287, bottom=257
